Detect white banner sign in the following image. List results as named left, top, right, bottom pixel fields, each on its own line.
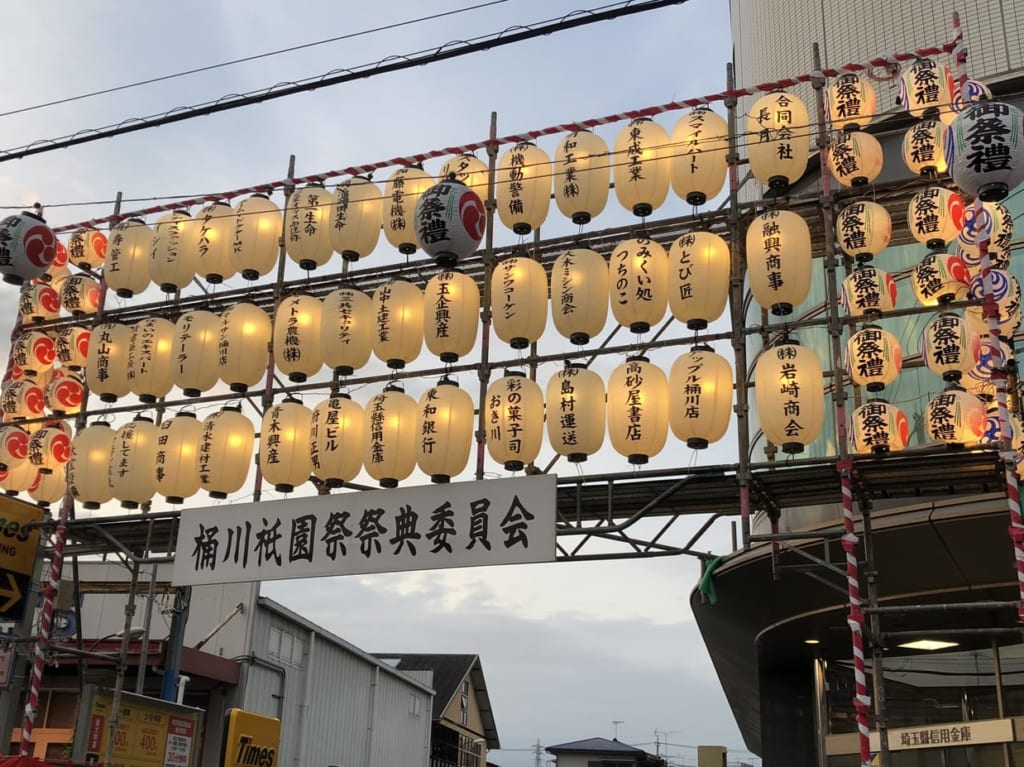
left=172, top=475, right=557, bottom=586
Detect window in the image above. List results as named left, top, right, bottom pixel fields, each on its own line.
left=292, top=636, right=304, bottom=666
left=409, top=694, right=423, bottom=717
left=268, top=627, right=281, bottom=657
left=267, top=626, right=304, bottom=668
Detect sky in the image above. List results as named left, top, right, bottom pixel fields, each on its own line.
left=0, top=2, right=757, bottom=765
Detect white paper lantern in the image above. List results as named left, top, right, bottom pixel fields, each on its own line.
left=232, top=194, right=283, bottom=281
left=492, top=256, right=547, bottom=349
left=192, top=201, right=236, bottom=283
left=668, top=231, right=730, bottom=329
left=0, top=425, right=29, bottom=470
left=921, top=312, right=979, bottom=382
left=546, top=364, right=605, bottom=462
left=19, top=282, right=61, bottom=323
left=218, top=302, right=271, bottom=393
left=0, top=460, right=37, bottom=494
left=550, top=248, right=608, bottom=345
left=414, top=179, right=486, bottom=268
left=286, top=185, right=334, bottom=271
left=68, top=421, right=115, bottom=509
left=902, top=120, right=948, bottom=176
left=670, top=108, right=729, bottom=206
left=0, top=211, right=58, bottom=286
left=669, top=347, right=733, bottom=449
left=911, top=252, right=970, bottom=306
left=946, top=101, right=1024, bottom=201
left=127, top=317, right=175, bottom=403
left=85, top=322, right=132, bottom=402
left=841, top=265, right=898, bottom=318
left=908, top=186, right=964, bottom=250
left=199, top=405, right=254, bottom=499
left=104, top=218, right=152, bottom=298
left=424, top=270, right=480, bottom=362
left=273, top=293, right=323, bottom=383
left=850, top=400, right=910, bottom=455
left=754, top=341, right=825, bottom=454
left=827, top=73, right=877, bottom=131
left=372, top=279, right=423, bottom=369
left=12, top=330, right=56, bottom=378
left=311, top=395, right=364, bottom=487
left=828, top=131, right=883, bottom=187
left=55, top=326, right=90, bottom=370
left=609, top=237, right=668, bottom=333
left=925, top=387, right=985, bottom=447
left=155, top=413, right=203, bottom=503
left=747, top=91, right=810, bottom=190
left=846, top=325, right=903, bottom=392
left=109, top=416, right=159, bottom=509
left=497, top=142, right=551, bottom=234
left=900, top=58, right=954, bottom=119
left=417, top=379, right=474, bottom=483
left=67, top=227, right=107, bottom=271
left=485, top=371, right=544, bottom=471
left=60, top=275, right=101, bottom=316
left=321, top=287, right=373, bottom=375
left=1, top=380, right=45, bottom=422
left=260, top=398, right=313, bottom=493
left=330, top=176, right=383, bottom=262
left=29, top=467, right=66, bottom=507
left=554, top=130, right=609, bottom=224
left=149, top=211, right=195, bottom=293
left=384, top=166, right=434, bottom=254
left=607, top=356, right=669, bottom=464
left=172, top=310, right=221, bottom=397
left=613, top=118, right=671, bottom=216
left=836, top=201, right=891, bottom=262
left=364, top=384, right=418, bottom=488
left=746, top=210, right=811, bottom=316
left=45, top=370, right=84, bottom=416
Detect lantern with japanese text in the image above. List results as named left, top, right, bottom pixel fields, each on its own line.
left=957, top=201, right=1013, bottom=274
left=608, top=356, right=668, bottom=464
left=321, top=287, right=373, bottom=375
left=911, top=252, right=970, bottom=305
left=41, top=261, right=70, bottom=291
left=260, top=397, right=313, bottom=493
left=0, top=460, right=37, bottom=494
left=952, top=79, right=993, bottom=115
left=747, top=91, right=810, bottom=190
left=28, top=424, right=71, bottom=475
left=423, top=270, right=479, bottom=362
left=149, top=210, right=195, bottom=293
left=85, top=322, right=132, bottom=402
left=497, top=142, right=551, bottom=235
left=330, top=176, right=383, bottom=261
left=546, top=363, right=605, bottom=462
left=827, top=73, right=877, bottom=131
left=232, top=194, right=283, bottom=280
left=414, top=178, right=486, bottom=268
left=613, top=118, right=670, bottom=216
left=199, top=404, right=254, bottom=499
left=921, top=312, right=979, bottom=382
left=2, top=380, right=47, bottom=423
left=841, top=265, right=898, bottom=317
left=609, top=237, right=668, bottom=333
left=670, top=108, right=729, bottom=206
left=551, top=248, right=608, bottom=345
left=127, top=317, right=175, bottom=403
left=46, top=370, right=84, bottom=416
left=438, top=153, right=488, bottom=195
left=754, top=341, right=825, bottom=454
left=12, top=330, right=55, bottom=378
left=746, top=210, right=811, bottom=315
left=0, top=425, right=28, bottom=473
left=962, top=331, right=1013, bottom=401
left=836, top=201, right=891, bottom=262
left=191, top=201, right=236, bottom=283
left=218, top=302, right=271, bottom=393
left=668, top=231, right=730, bottom=330
left=285, top=184, right=334, bottom=271
left=60, top=274, right=101, bottom=316
left=850, top=400, right=910, bottom=455
left=0, top=211, right=58, bottom=286
left=273, top=293, right=323, bottom=383
left=908, top=186, right=965, bottom=250
left=104, top=218, right=152, bottom=298
left=846, top=325, right=902, bottom=392
left=55, top=326, right=90, bottom=370
left=900, top=58, right=954, bottom=119
left=67, top=227, right=107, bottom=271
left=68, top=421, right=115, bottom=508
left=417, top=379, right=474, bottom=483
left=492, top=256, right=547, bottom=349
left=669, top=346, right=733, bottom=449
left=172, top=310, right=220, bottom=397
left=902, top=120, right=948, bottom=176
left=364, top=384, right=418, bottom=488
left=372, top=279, right=423, bottom=369
left=946, top=101, right=1024, bottom=201
left=384, top=166, right=434, bottom=254
left=19, top=282, right=61, bottom=323
left=109, top=415, right=159, bottom=509
left=485, top=371, right=544, bottom=471
left=29, top=468, right=66, bottom=506
left=828, top=131, right=883, bottom=187
left=554, top=129, right=609, bottom=224
left=966, top=270, right=1021, bottom=329
left=311, top=394, right=364, bottom=487
left=925, top=387, right=985, bottom=447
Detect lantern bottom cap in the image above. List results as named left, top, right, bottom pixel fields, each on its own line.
left=380, top=478, right=399, bottom=489
left=83, top=502, right=100, bottom=510
left=114, top=288, right=135, bottom=299
left=166, top=496, right=184, bottom=504
left=627, top=454, right=649, bottom=465
left=767, top=175, right=790, bottom=191
left=99, top=393, right=119, bottom=403
left=159, top=283, right=179, bottom=294
left=686, top=319, right=708, bottom=331
left=567, top=453, right=588, bottom=463
left=770, top=303, right=793, bottom=316
left=854, top=253, right=874, bottom=264
left=209, top=491, right=227, bottom=500
left=274, top=483, right=294, bottom=493
left=333, top=365, right=355, bottom=376
left=941, top=372, right=963, bottom=383
left=120, top=501, right=140, bottom=510
left=183, top=388, right=201, bottom=397
left=229, top=383, right=249, bottom=393
left=433, top=253, right=458, bottom=268
left=1, top=274, right=24, bottom=286
left=341, top=251, right=361, bottom=262
left=631, top=203, right=653, bottom=218
left=398, top=243, right=417, bottom=255
left=205, top=273, right=224, bottom=284
left=866, top=382, right=886, bottom=393
left=288, top=373, right=308, bottom=383
left=925, top=239, right=945, bottom=251
left=685, top=192, right=708, bottom=207
left=298, top=259, right=319, bottom=271
left=569, top=332, right=590, bottom=345
left=38, top=468, right=53, bottom=475
left=512, top=223, right=533, bottom=235
left=440, top=352, right=459, bottom=363
left=781, top=442, right=805, bottom=454
left=870, top=445, right=891, bottom=456
left=629, top=322, right=651, bottom=334
left=430, top=474, right=451, bottom=484
left=504, top=461, right=525, bottom=472
left=386, top=359, right=406, bottom=370
left=139, top=394, right=157, bottom=404
left=510, top=337, right=530, bottom=350
left=978, top=182, right=1010, bottom=203
left=686, top=438, right=709, bottom=450
left=323, top=478, right=345, bottom=489
left=850, top=176, right=869, bottom=187
left=571, top=212, right=592, bottom=225
left=241, top=269, right=262, bottom=281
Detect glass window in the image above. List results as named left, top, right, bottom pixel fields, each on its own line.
left=409, top=695, right=422, bottom=717
left=268, top=627, right=282, bottom=658
left=280, top=631, right=293, bottom=664
left=292, top=636, right=304, bottom=667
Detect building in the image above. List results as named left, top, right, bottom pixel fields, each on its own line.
left=545, top=736, right=665, bottom=767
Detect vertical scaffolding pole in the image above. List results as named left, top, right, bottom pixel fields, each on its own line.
left=476, top=112, right=499, bottom=480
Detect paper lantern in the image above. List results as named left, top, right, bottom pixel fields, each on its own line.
left=311, top=395, right=364, bottom=487
left=613, top=118, right=671, bottom=216
left=199, top=405, right=254, bottom=499
left=828, top=131, right=883, bottom=187
left=149, top=210, right=195, bottom=293
left=546, top=363, right=605, bottom=462
left=485, top=371, right=544, bottom=471
left=496, top=141, right=551, bottom=235
left=68, top=421, right=115, bottom=508
left=109, top=416, right=159, bottom=509
left=668, top=231, right=730, bottom=329
left=981, top=403, right=1021, bottom=447
left=232, top=194, right=283, bottom=281
left=56, top=325, right=90, bottom=370
left=417, top=379, right=474, bottom=482
left=841, top=265, right=898, bottom=318
left=260, top=398, right=313, bottom=493
left=51, top=239, right=68, bottom=269
left=384, top=166, right=434, bottom=254
left=607, top=356, right=669, bottom=464
left=371, top=279, right=423, bottom=369
left=0, top=460, right=38, bottom=494
left=85, top=322, right=132, bottom=402
left=850, top=400, right=910, bottom=455
left=0, top=425, right=30, bottom=469
left=754, top=341, right=825, bottom=454
left=67, top=227, right=107, bottom=270
left=172, top=310, right=221, bottom=397
left=962, top=332, right=1012, bottom=401
left=286, top=185, right=334, bottom=271
left=747, top=91, right=810, bottom=190
left=746, top=210, right=811, bottom=316
left=28, top=425, right=71, bottom=474
left=330, top=176, right=382, bottom=262
left=846, top=326, right=902, bottom=392
left=551, top=248, right=608, bottom=345
left=414, top=178, right=486, bottom=268
left=191, top=201, right=236, bottom=283
left=836, top=201, right=891, bottom=262
left=492, top=256, right=547, bottom=349
left=127, top=317, right=175, bottom=403
left=0, top=211, right=58, bottom=286
left=925, top=387, right=985, bottom=447
left=957, top=201, right=1013, bottom=274
left=670, top=108, right=728, bottom=206
left=911, top=252, right=970, bottom=306
left=669, top=346, right=733, bottom=449
left=218, top=302, right=271, bottom=393
left=29, top=467, right=66, bottom=506
left=12, top=330, right=55, bottom=378
left=609, top=237, right=668, bottom=333
left=908, top=186, right=965, bottom=250
left=423, top=270, right=480, bottom=362
left=902, top=120, right=948, bottom=176
left=45, top=371, right=84, bottom=416
left=321, top=287, right=373, bottom=375
left=19, top=282, right=61, bottom=323
left=273, top=293, right=323, bottom=383
left=946, top=101, right=1024, bottom=201
left=966, top=270, right=1021, bottom=328
left=104, top=218, right=152, bottom=298
left=951, top=79, right=993, bottom=114
left=827, top=73, right=877, bottom=131
left=364, top=384, right=418, bottom=488
left=60, top=274, right=101, bottom=316
left=437, top=153, right=488, bottom=195
left=900, top=58, right=954, bottom=119
left=41, top=261, right=71, bottom=291
left=921, top=312, right=979, bottom=382
left=554, top=129, right=609, bottom=224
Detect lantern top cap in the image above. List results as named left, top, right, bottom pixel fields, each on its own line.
left=280, top=396, right=303, bottom=405
left=436, top=378, right=460, bottom=389
left=944, top=383, right=967, bottom=393
left=221, top=404, right=243, bottom=413
left=625, top=354, right=650, bottom=363
left=384, top=382, right=405, bottom=393
left=174, top=411, right=198, bottom=420
left=502, top=369, right=527, bottom=378
left=691, top=343, right=714, bottom=353
left=132, top=414, right=154, bottom=424
left=21, top=210, right=45, bottom=223
left=329, top=392, right=353, bottom=401
left=865, top=397, right=892, bottom=404
left=567, top=362, right=589, bottom=371
left=88, top=420, right=113, bottom=429
left=773, top=336, right=799, bottom=348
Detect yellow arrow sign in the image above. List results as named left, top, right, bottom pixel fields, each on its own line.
left=0, top=572, right=22, bottom=613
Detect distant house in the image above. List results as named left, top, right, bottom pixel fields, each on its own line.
left=546, top=737, right=667, bottom=767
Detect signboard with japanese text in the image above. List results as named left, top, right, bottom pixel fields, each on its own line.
left=220, top=709, right=280, bottom=767
left=172, top=475, right=557, bottom=586
left=870, top=718, right=1014, bottom=751
left=0, top=495, right=43, bottom=620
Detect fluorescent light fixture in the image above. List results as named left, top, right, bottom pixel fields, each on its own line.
left=804, top=639, right=821, bottom=645
left=897, top=639, right=959, bottom=651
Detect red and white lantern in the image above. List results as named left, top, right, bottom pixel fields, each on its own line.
left=67, top=227, right=107, bottom=271
left=846, top=325, right=903, bottom=392
left=850, top=400, right=910, bottom=455
left=0, top=211, right=58, bottom=286
left=841, top=265, right=898, bottom=318
left=414, top=178, right=486, bottom=268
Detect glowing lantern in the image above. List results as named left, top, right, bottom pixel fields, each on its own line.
left=747, top=91, right=810, bottom=190
left=414, top=178, right=486, bottom=268
left=669, top=346, right=733, bottom=449
left=668, top=232, right=729, bottom=329
left=609, top=237, right=669, bottom=333
left=191, top=201, right=236, bottom=283
left=29, top=467, right=66, bottom=506
left=232, top=194, right=283, bottom=280
left=841, top=265, right=898, bottom=317
left=551, top=248, right=608, bottom=345
left=68, top=421, right=116, bottom=508
left=438, top=153, right=488, bottom=195
left=902, top=120, right=947, bottom=176
left=330, top=176, right=382, bottom=262
left=67, top=227, right=107, bottom=270
left=371, top=280, right=423, bottom=369
left=51, top=240, right=68, bottom=269
left=149, top=210, right=195, bottom=293
left=485, top=371, right=544, bottom=471
left=423, top=270, right=480, bottom=362
left=921, top=312, right=978, bottom=382
left=19, top=282, right=61, bottom=322
left=45, top=371, right=84, bottom=416
left=908, top=186, right=964, bottom=250
left=492, top=256, right=547, bottom=349
left=911, top=252, right=970, bottom=306
left=3, top=380, right=45, bottom=421
left=172, top=310, right=220, bottom=397
left=957, top=201, right=1013, bottom=274
left=364, top=384, right=418, bottom=488
left=321, top=287, right=373, bottom=375
left=0, top=425, right=30, bottom=469
left=946, top=101, right=1024, bottom=201
left=199, top=405, right=254, bottom=499
left=670, top=108, right=728, bottom=206
left=260, top=398, right=313, bottom=493
left=417, top=379, right=474, bottom=483
left=850, top=400, right=910, bottom=455
left=311, top=395, right=364, bottom=487
left=951, top=79, right=993, bottom=114
left=126, top=317, right=175, bottom=403
left=546, top=363, right=605, bottom=462
left=836, top=201, right=891, bottom=262
left=900, top=58, right=954, bottom=119
left=272, top=293, right=323, bottom=383
left=746, top=210, right=811, bottom=315
left=109, top=416, right=159, bottom=509
left=384, top=166, right=434, bottom=254
left=285, top=185, right=334, bottom=271
left=56, top=326, right=90, bottom=370
left=496, top=142, right=551, bottom=235
left=754, top=341, right=825, bottom=454
left=105, top=218, right=152, bottom=298
left=28, top=425, right=71, bottom=474
left=966, top=270, right=1021, bottom=328
left=85, top=322, right=132, bottom=402
left=608, top=356, right=668, bottom=464
left=828, top=131, right=883, bottom=187
left=41, top=261, right=70, bottom=291
left=0, top=211, right=58, bottom=286
left=554, top=129, right=609, bottom=224
left=827, top=73, right=877, bottom=131
left=60, top=275, right=101, bottom=316
left=925, top=387, right=985, bottom=447
left=0, top=460, right=37, bottom=494
left=218, top=303, right=271, bottom=393
left=962, top=332, right=1012, bottom=400
left=12, top=330, right=56, bottom=378
left=846, top=326, right=902, bottom=392
left=613, top=118, right=670, bottom=216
